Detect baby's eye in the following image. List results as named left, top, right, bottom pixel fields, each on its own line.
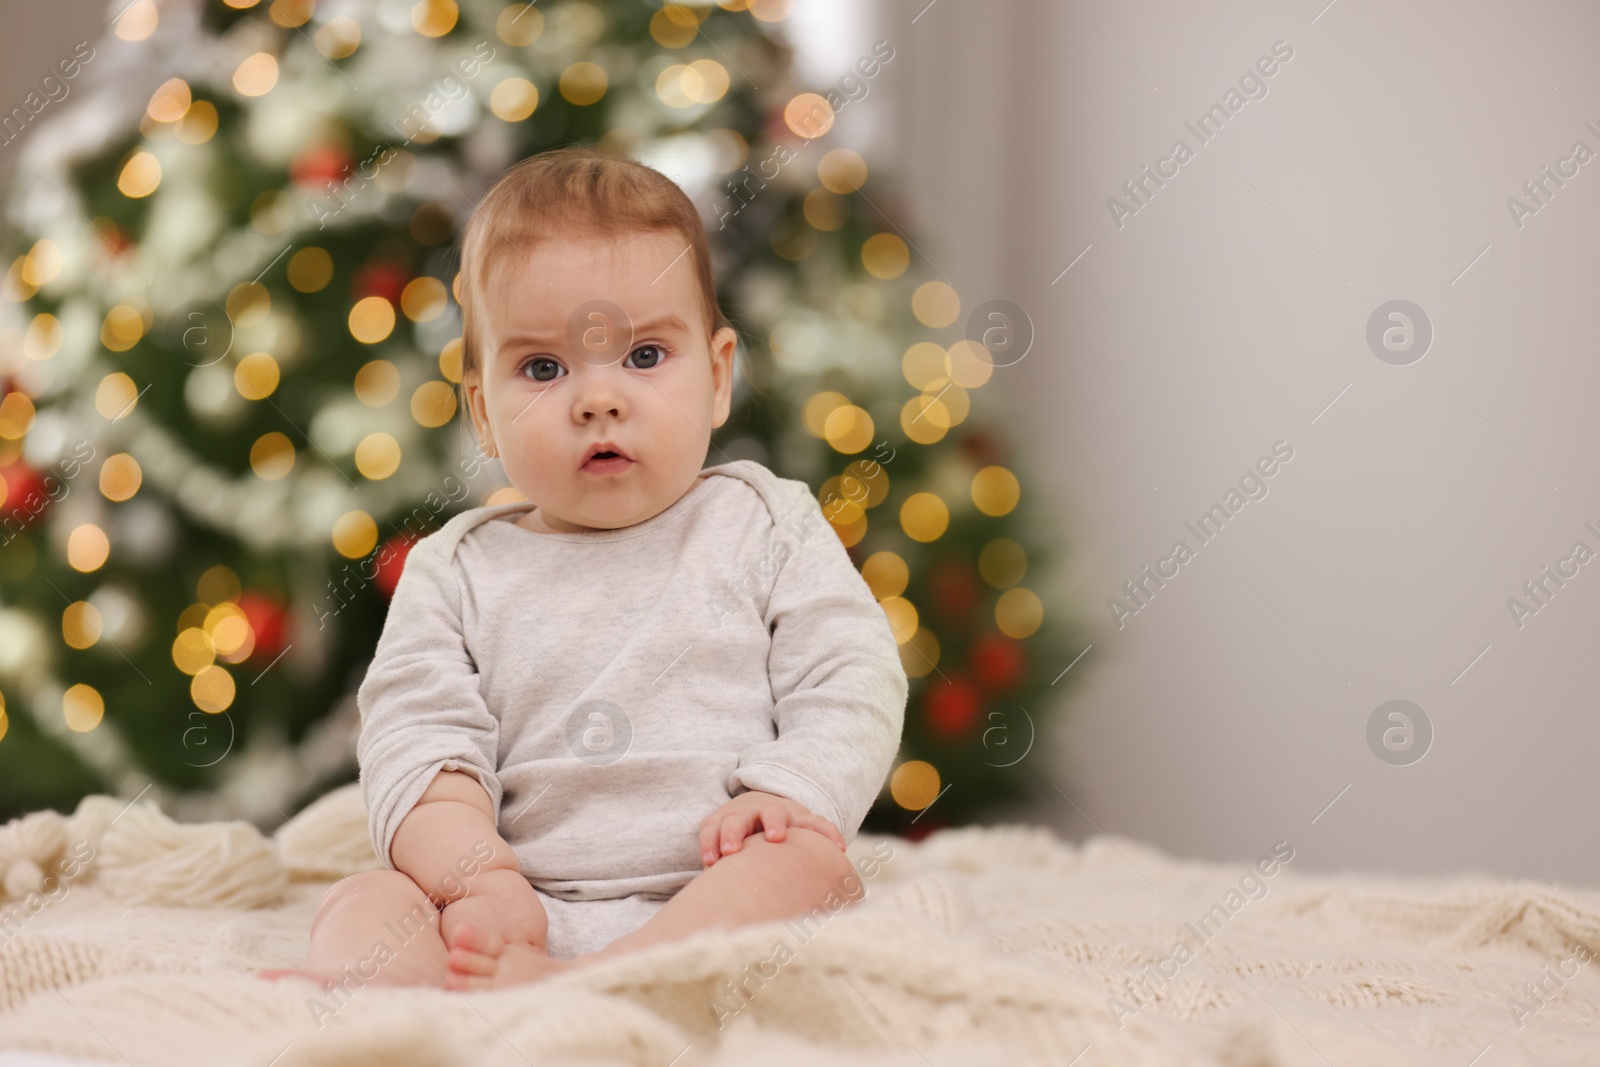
left=521, top=357, right=564, bottom=383
left=626, top=344, right=667, bottom=370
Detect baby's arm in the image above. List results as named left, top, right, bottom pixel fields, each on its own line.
left=355, top=532, right=546, bottom=948
left=723, top=484, right=910, bottom=850
left=392, top=768, right=548, bottom=950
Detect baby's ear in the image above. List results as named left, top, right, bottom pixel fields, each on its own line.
left=709, top=327, right=738, bottom=426
left=460, top=373, right=498, bottom=457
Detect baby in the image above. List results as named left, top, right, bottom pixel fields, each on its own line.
left=263, top=146, right=908, bottom=994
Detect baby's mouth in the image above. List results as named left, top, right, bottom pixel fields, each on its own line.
left=582, top=451, right=635, bottom=473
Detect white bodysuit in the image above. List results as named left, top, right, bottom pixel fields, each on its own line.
left=355, top=458, right=908, bottom=956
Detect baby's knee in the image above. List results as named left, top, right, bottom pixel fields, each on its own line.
left=312, top=869, right=436, bottom=933
left=753, top=827, right=860, bottom=897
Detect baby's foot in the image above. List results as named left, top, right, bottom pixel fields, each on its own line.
left=444, top=923, right=571, bottom=991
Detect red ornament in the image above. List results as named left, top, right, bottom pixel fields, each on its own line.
left=290, top=144, right=355, bottom=188
left=971, top=632, right=1026, bottom=691
left=237, top=591, right=289, bottom=662
left=923, top=674, right=981, bottom=742
left=903, top=815, right=950, bottom=843
left=374, top=533, right=418, bottom=598
left=959, top=430, right=1004, bottom=469
left=352, top=261, right=409, bottom=304
left=928, top=557, right=980, bottom=621
left=0, top=460, right=49, bottom=528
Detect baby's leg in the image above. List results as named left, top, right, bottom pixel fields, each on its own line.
left=447, top=827, right=858, bottom=987
left=259, top=869, right=449, bottom=990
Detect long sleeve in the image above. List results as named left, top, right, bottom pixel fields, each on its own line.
left=355, top=531, right=503, bottom=870
left=727, top=487, right=909, bottom=841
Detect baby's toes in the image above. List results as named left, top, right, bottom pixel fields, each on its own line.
left=446, top=921, right=504, bottom=957
left=447, top=944, right=497, bottom=976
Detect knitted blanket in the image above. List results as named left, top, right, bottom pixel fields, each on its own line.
left=0, top=784, right=1597, bottom=1067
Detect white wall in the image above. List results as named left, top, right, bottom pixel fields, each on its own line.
left=865, top=0, right=1600, bottom=887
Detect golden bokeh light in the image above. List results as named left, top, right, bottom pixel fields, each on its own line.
left=900, top=492, right=949, bottom=542
left=879, top=596, right=918, bottom=644
left=802, top=188, right=845, bottom=231
left=412, top=0, right=459, bottom=36
left=497, top=3, right=543, bottom=45
left=972, top=465, right=1020, bottom=517
left=783, top=93, right=833, bottom=139
left=234, top=352, right=280, bottom=400
left=890, top=760, right=940, bottom=811
left=749, top=0, right=791, bottom=21
left=401, top=276, right=447, bottom=321
left=901, top=627, right=940, bottom=679
left=315, top=16, right=362, bottom=58
left=486, top=486, right=529, bottom=505
left=822, top=404, right=873, bottom=454
left=979, top=538, right=1027, bottom=589
left=861, top=551, right=909, bottom=599
left=62, top=601, right=104, bottom=650
left=67, top=524, right=110, bottom=572
left=233, top=52, right=279, bottom=96
left=117, top=150, right=161, bottom=198
left=267, top=0, right=314, bottom=27
left=206, top=602, right=253, bottom=659
left=250, top=432, right=296, bottom=480
left=912, top=281, right=960, bottom=328
left=861, top=233, right=909, bottom=279
left=439, top=338, right=464, bottom=383
left=349, top=296, right=396, bottom=344
left=178, top=100, right=219, bottom=144
left=288, top=247, right=334, bottom=292
left=101, top=304, right=146, bottom=351
left=901, top=396, right=950, bottom=445
left=900, top=342, right=947, bottom=391
left=24, top=313, right=63, bottom=360
left=62, top=684, right=104, bottom=733
left=197, top=564, right=241, bottom=605
left=490, top=78, right=539, bottom=121
left=333, top=510, right=378, bottom=558
left=801, top=391, right=849, bottom=437
left=947, top=339, right=995, bottom=389
left=177, top=602, right=210, bottom=633
left=0, top=392, right=35, bottom=439
left=818, top=477, right=864, bottom=526
left=115, top=0, right=158, bottom=40
left=996, top=587, right=1043, bottom=639
left=191, top=664, right=236, bottom=713
left=411, top=380, right=458, bottom=427
left=147, top=77, right=191, bottom=123
left=559, top=62, right=608, bottom=105
left=226, top=281, right=271, bottom=327
left=649, top=5, right=699, bottom=47
left=22, top=239, right=62, bottom=287
left=99, top=453, right=143, bottom=502
left=818, top=149, right=866, bottom=194
left=95, top=372, right=141, bottom=420
left=172, top=627, right=216, bottom=675
left=355, top=360, right=401, bottom=405
left=355, top=432, right=401, bottom=480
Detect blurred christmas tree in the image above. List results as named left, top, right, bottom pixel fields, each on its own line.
left=0, top=0, right=1085, bottom=835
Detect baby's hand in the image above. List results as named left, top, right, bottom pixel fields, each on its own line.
left=698, top=790, right=845, bottom=866
left=438, top=868, right=549, bottom=951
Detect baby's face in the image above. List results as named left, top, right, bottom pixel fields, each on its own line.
left=465, top=229, right=736, bottom=532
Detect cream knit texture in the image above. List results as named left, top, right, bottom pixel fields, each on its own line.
left=1, top=783, right=1598, bottom=1067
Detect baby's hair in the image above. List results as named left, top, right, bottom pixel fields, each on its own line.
left=452, top=144, right=733, bottom=389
